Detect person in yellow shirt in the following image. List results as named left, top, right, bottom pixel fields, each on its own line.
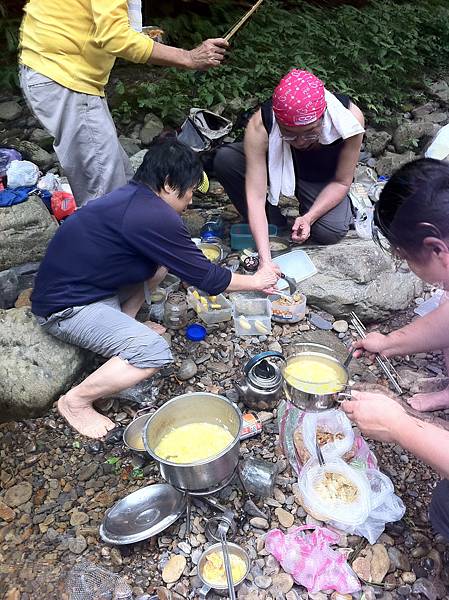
left=19, top=0, right=228, bottom=205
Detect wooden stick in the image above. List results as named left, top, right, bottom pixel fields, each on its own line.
left=224, top=0, right=264, bottom=42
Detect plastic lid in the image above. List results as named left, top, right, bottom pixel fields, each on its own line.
left=186, top=323, right=207, bottom=342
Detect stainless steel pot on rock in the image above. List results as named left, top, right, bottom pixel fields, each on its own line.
left=282, top=343, right=351, bottom=412
left=143, top=392, right=242, bottom=493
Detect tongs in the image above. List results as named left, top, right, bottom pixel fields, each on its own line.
left=277, top=272, right=297, bottom=297
left=350, top=312, right=403, bottom=395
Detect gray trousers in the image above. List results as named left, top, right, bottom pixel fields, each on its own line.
left=37, top=295, right=172, bottom=370
left=19, top=65, right=134, bottom=206
left=214, top=142, right=352, bottom=245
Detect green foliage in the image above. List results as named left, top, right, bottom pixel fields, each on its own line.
left=114, top=0, right=449, bottom=126
left=0, top=2, right=20, bottom=88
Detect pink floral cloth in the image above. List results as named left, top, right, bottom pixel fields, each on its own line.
left=265, top=525, right=361, bottom=594
left=272, top=69, right=327, bottom=127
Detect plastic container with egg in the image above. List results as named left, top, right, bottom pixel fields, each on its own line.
left=270, top=292, right=307, bottom=323
left=187, top=287, right=232, bottom=324
left=298, top=457, right=372, bottom=526
left=232, top=294, right=272, bottom=337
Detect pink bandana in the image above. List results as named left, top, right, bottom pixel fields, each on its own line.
left=272, top=69, right=327, bottom=127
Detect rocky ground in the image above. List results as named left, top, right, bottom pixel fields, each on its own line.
left=1, top=303, right=449, bottom=600
left=2, top=71, right=449, bottom=600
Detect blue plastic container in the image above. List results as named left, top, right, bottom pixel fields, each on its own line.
left=230, top=224, right=278, bottom=250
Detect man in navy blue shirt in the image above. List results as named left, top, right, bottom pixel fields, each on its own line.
left=32, top=139, right=279, bottom=438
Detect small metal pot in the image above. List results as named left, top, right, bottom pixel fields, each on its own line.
left=282, top=343, right=351, bottom=412
left=197, top=542, right=250, bottom=598
left=143, top=393, right=242, bottom=493
left=123, top=411, right=153, bottom=453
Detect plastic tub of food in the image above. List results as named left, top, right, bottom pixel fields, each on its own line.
left=270, top=291, right=306, bottom=323
left=187, top=287, right=232, bottom=325
left=160, top=273, right=181, bottom=295
left=230, top=224, right=278, bottom=251
left=232, top=294, right=272, bottom=336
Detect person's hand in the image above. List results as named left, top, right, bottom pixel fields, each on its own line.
left=291, top=215, right=311, bottom=243
left=252, top=264, right=279, bottom=294
left=342, top=390, right=406, bottom=443
left=259, top=257, right=282, bottom=276
left=187, top=38, right=228, bottom=70
left=352, top=332, right=389, bottom=359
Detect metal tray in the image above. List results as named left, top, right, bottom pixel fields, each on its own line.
left=99, top=484, right=186, bottom=545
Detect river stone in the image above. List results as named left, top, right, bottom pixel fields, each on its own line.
left=162, top=554, right=186, bottom=583
left=140, top=113, right=164, bottom=146
left=0, top=196, right=57, bottom=270
left=427, top=80, right=449, bottom=103
left=393, top=121, right=441, bottom=153
left=0, top=307, right=92, bottom=421
left=271, top=573, right=294, bottom=594
left=412, top=578, right=438, bottom=600
left=275, top=507, right=295, bottom=528
left=119, top=135, right=141, bottom=157
left=7, top=140, right=54, bottom=170
left=364, top=128, right=392, bottom=157
left=388, top=547, right=411, bottom=572
left=0, top=101, right=22, bottom=121
left=353, top=544, right=390, bottom=584
left=4, top=482, right=33, bottom=507
left=375, top=150, right=417, bottom=177
left=299, top=238, right=424, bottom=321
left=30, top=128, right=54, bottom=151
left=177, top=359, right=197, bottom=381
left=70, top=511, right=89, bottom=526
left=68, top=535, right=87, bottom=554
left=332, top=320, right=348, bottom=333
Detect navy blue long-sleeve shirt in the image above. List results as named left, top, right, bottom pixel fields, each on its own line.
left=31, top=181, right=232, bottom=317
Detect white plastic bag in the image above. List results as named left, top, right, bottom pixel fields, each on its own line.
left=302, top=409, right=354, bottom=461
left=37, top=172, right=61, bottom=192
left=354, top=206, right=374, bottom=240
left=6, top=160, right=40, bottom=189
left=329, top=468, right=405, bottom=544
left=299, top=458, right=372, bottom=526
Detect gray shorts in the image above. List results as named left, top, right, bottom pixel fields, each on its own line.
left=36, top=296, right=172, bottom=370
left=19, top=65, right=134, bottom=206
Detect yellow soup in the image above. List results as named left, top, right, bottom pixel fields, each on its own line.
left=284, top=354, right=347, bottom=395
left=200, top=245, right=220, bottom=262
left=154, top=422, right=234, bottom=463
left=202, top=551, right=247, bottom=586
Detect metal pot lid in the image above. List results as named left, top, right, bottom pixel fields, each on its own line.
left=99, top=484, right=186, bottom=545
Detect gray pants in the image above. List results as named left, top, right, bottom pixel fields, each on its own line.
left=19, top=65, right=134, bottom=206
left=37, top=295, right=172, bottom=370
left=214, top=142, right=352, bottom=245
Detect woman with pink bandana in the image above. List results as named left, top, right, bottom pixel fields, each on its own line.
left=214, top=69, right=365, bottom=264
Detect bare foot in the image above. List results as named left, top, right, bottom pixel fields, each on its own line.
left=144, top=320, right=166, bottom=335
left=407, top=387, right=449, bottom=412
left=58, top=395, right=116, bottom=438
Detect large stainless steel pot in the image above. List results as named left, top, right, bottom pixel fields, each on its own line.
left=143, top=392, right=242, bottom=493
left=282, top=343, right=351, bottom=412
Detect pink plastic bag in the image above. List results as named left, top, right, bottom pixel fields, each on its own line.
left=265, top=525, right=361, bottom=594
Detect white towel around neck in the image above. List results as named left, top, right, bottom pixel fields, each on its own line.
left=267, top=89, right=365, bottom=206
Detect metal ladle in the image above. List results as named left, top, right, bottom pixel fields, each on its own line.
left=205, top=512, right=237, bottom=600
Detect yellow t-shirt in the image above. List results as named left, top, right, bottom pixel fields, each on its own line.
left=20, top=0, right=154, bottom=96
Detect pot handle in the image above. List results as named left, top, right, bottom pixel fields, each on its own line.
left=198, top=583, right=212, bottom=599
left=244, top=351, right=285, bottom=376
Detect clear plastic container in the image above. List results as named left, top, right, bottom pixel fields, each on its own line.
left=159, top=273, right=181, bottom=295
left=270, top=292, right=306, bottom=323
left=186, top=287, right=232, bottom=325
left=148, top=287, right=167, bottom=322
left=232, top=294, right=272, bottom=336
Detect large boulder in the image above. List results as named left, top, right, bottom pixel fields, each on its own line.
left=393, top=121, right=441, bottom=153
left=2, top=139, right=55, bottom=170
left=364, top=128, right=392, bottom=157
left=299, top=238, right=424, bottom=322
left=375, top=150, right=417, bottom=177
left=0, top=262, right=40, bottom=309
left=0, top=307, right=93, bottom=421
left=0, top=100, right=22, bottom=122
left=140, top=113, right=164, bottom=146
left=0, top=195, right=57, bottom=270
